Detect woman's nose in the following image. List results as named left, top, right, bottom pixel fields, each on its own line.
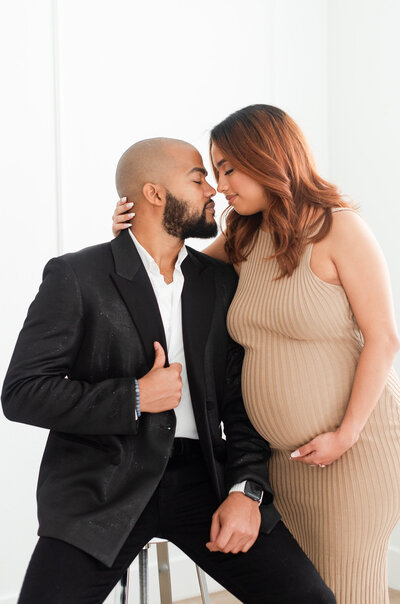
left=217, top=179, right=226, bottom=194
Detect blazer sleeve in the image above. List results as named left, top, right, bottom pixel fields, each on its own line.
left=1, top=256, right=139, bottom=435
left=221, top=336, right=275, bottom=504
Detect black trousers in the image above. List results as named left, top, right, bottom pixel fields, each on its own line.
left=18, top=449, right=335, bottom=604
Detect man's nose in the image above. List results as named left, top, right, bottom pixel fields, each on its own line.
left=206, top=182, right=217, bottom=197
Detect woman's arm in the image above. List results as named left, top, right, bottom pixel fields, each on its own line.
left=331, top=211, right=399, bottom=439
left=292, top=211, right=400, bottom=465
left=202, top=233, right=230, bottom=262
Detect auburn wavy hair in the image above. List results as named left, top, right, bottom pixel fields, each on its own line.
left=210, top=105, right=352, bottom=277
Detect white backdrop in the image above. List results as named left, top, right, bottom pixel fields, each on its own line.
left=0, top=1, right=399, bottom=602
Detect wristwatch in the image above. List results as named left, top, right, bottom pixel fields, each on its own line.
left=229, top=480, right=264, bottom=505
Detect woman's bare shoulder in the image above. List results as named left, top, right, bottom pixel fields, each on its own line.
left=329, top=208, right=370, bottom=241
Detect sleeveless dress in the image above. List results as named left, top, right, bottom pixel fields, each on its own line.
left=227, top=209, right=400, bottom=603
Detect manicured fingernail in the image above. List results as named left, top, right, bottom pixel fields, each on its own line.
left=125, top=223, right=132, bottom=227
left=127, top=213, right=135, bottom=218
left=121, top=197, right=127, bottom=202
left=291, top=450, right=301, bottom=458
left=127, top=202, right=133, bottom=208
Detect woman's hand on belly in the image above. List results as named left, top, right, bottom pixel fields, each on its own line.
left=290, top=429, right=358, bottom=466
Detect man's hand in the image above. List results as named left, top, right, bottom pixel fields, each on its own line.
left=137, top=342, right=182, bottom=413
left=206, top=492, right=261, bottom=554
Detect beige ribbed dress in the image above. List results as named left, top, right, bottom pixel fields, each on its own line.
left=227, top=210, right=400, bottom=604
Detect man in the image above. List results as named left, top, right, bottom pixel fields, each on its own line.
left=2, top=138, right=335, bottom=603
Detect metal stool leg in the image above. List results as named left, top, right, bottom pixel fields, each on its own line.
left=116, top=541, right=210, bottom=604
left=139, top=544, right=150, bottom=604
left=119, top=568, right=129, bottom=604
left=196, top=565, right=211, bottom=604
left=156, top=541, right=173, bottom=604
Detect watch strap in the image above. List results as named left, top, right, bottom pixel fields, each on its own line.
left=229, top=480, right=264, bottom=505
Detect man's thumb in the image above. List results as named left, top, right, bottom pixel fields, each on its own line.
left=152, top=341, right=166, bottom=369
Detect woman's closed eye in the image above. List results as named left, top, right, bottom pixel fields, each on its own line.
left=225, top=168, right=234, bottom=176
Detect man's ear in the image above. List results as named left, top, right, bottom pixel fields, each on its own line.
left=142, top=183, right=166, bottom=207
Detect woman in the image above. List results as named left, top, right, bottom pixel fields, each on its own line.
left=112, top=105, right=400, bottom=604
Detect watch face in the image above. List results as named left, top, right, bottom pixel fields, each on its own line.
left=244, top=481, right=263, bottom=503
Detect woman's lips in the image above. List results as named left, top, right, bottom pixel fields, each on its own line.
left=226, top=194, right=238, bottom=205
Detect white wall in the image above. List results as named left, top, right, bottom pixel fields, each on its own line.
left=55, top=0, right=275, bottom=252
left=55, top=0, right=329, bottom=255
left=0, top=0, right=398, bottom=601
left=0, top=2, right=59, bottom=602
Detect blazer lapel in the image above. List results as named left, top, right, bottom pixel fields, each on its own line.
left=110, top=234, right=216, bottom=403
left=110, top=230, right=169, bottom=369
left=181, top=249, right=216, bottom=409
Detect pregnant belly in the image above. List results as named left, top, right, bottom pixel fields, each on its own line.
left=241, top=342, right=359, bottom=450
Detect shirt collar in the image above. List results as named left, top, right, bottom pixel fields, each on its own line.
left=128, top=229, right=188, bottom=276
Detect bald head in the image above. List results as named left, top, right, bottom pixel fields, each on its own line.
left=115, top=137, right=195, bottom=202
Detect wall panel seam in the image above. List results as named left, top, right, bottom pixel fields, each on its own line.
left=51, top=0, right=63, bottom=255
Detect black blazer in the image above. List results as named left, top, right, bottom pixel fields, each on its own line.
left=2, top=230, right=280, bottom=566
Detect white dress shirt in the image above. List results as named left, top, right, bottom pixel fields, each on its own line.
left=129, top=230, right=199, bottom=439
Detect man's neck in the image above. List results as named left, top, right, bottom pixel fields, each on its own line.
left=130, top=222, right=184, bottom=279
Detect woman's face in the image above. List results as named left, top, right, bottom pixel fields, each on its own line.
left=211, top=142, right=268, bottom=216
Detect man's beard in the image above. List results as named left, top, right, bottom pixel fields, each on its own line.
left=162, top=191, right=218, bottom=240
